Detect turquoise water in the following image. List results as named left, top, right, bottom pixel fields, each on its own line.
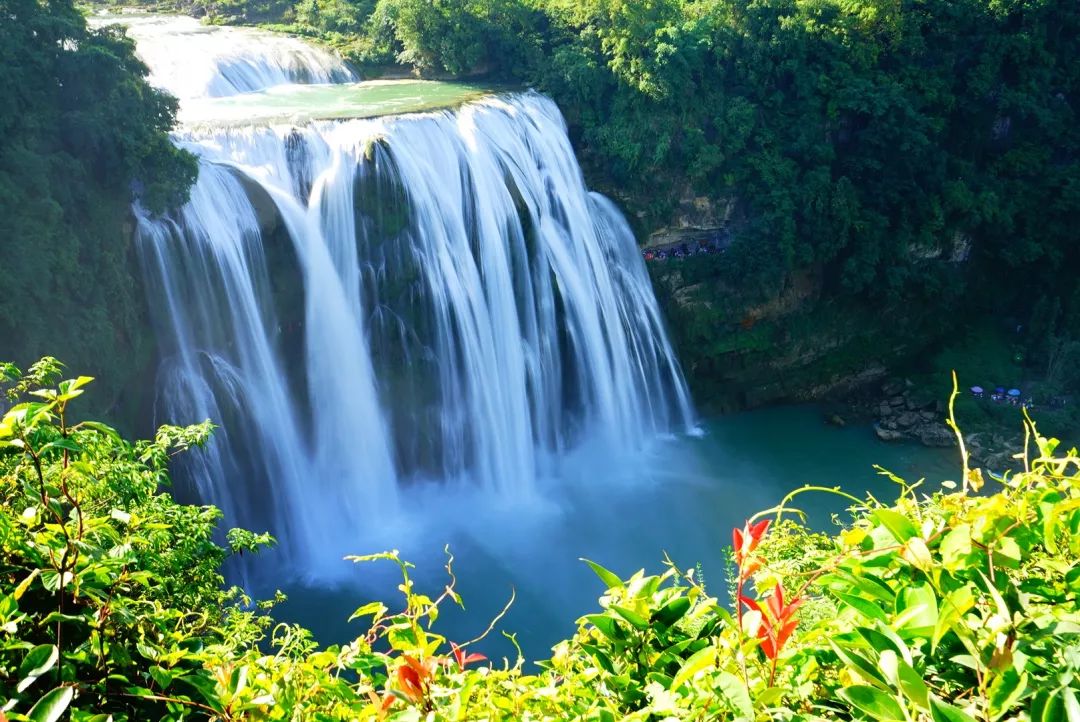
left=265, top=405, right=957, bottom=662
left=180, top=80, right=494, bottom=126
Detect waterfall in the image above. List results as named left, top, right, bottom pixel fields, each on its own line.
left=123, top=17, right=694, bottom=576
left=91, top=15, right=355, bottom=100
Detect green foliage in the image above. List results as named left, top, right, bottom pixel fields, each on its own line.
left=84, top=0, right=1080, bottom=411
left=0, top=0, right=196, bottom=414
left=5, top=361, right=1080, bottom=718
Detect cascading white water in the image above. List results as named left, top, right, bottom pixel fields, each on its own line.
left=91, top=14, right=354, bottom=100
left=124, top=17, right=694, bottom=576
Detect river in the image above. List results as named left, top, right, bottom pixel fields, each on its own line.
left=269, top=405, right=956, bottom=662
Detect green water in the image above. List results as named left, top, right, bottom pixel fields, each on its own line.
left=180, top=80, right=495, bottom=127
left=268, top=405, right=957, bottom=663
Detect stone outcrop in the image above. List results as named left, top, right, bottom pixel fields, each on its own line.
left=867, top=379, right=956, bottom=450
left=645, top=193, right=735, bottom=247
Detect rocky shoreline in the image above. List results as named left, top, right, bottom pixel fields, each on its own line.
left=830, top=378, right=1024, bottom=472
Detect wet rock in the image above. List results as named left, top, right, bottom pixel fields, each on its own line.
left=879, top=402, right=894, bottom=417
left=882, top=379, right=905, bottom=397
left=896, top=411, right=920, bottom=428
left=828, top=414, right=847, bottom=427
left=889, top=395, right=905, bottom=407
left=918, top=424, right=956, bottom=447
left=920, top=410, right=936, bottom=421
left=875, top=425, right=905, bottom=442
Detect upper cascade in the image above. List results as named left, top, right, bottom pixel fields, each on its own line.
left=90, top=14, right=354, bottom=100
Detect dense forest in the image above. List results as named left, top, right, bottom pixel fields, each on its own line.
left=1, top=0, right=196, bottom=419
left=176, top=0, right=1080, bottom=417
left=3, top=0, right=1079, bottom=418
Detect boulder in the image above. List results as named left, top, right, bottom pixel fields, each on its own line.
left=882, top=379, right=905, bottom=397
left=896, top=411, right=920, bottom=428
left=879, top=402, right=894, bottom=417
left=918, top=424, right=956, bottom=447
left=875, top=425, right=905, bottom=442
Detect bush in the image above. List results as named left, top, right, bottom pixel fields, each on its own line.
left=3, top=359, right=1080, bottom=719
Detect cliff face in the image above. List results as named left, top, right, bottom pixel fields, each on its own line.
left=642, top=193, right=735, bottom=249
left=643, top=200, right=964, bottom=413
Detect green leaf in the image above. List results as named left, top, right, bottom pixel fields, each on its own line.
left=18, top=644, right=58, bottom=693
left=988, top=668, right=1027, bottom=721
left=348, top=601, right=388, bottom=623
left=41, top=438, right=81, bottom=454
left=671, top=646, right=715, bottom=690
left=834, top=592, right=888, bottom=622
left=830, top=641, right=890, bottom=689
left=940, top=525, right=973, bottom=571
left=930, top=695, right=978, bottom=722
left=612, top=605, right=648, bottom=630
left=873, top=509, right=920, bottom=542
left=895, top=659, right=930, bottom=710
left=582, top=559, right=624, bottom=589
left=149, top=665, right=174, bottom=690
left=77, top=420, right=121, bottom=442
left=838, top=685, right=906, bottom=721
left=580, top=643, right=615, bottom=674
left=864, top=622, right=913, bottom=665
left=993, top=536, right=1023, bottom=567
left=1065, top=688, right=1080, bottom=722
left=14, top=569, right=40, bottom=600
left=27, top=686, right=74, bottom=722
left=896, top=583, right=938, bottom=639
left=652, top=596, right=690, bottom=627
left=585, top=614, right=623, bottom=642
left=717, top=671, right=753, bottom=717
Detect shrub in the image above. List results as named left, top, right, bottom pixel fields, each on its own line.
left=3, top=359, right=1080, bottom=719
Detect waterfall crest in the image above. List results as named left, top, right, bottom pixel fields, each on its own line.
left=124, top=17, right=694, bottom=574
left=92, top=15, right=354, bottom=100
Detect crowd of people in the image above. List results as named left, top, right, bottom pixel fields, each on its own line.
left=642, top=238, right=727, bottom=262
left=970, top=385, right=1032, bottom=408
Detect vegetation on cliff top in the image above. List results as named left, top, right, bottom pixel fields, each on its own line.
left=4, top=360, right=1080, bottom=719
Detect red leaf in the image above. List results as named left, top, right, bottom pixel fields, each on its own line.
left=739, top=594, right=764, bottom=615
left=749, top=519, right=771, bottom=543
left=783, top=595, right=804, bottom=620
left=767, top=583, right=785, bottom=620
left=404, top=654, right=432, bottom=681
left=761, top=635, right=778, bottom=659
left=451, top=642, right=487, bottom=670
left=397, top=664, right=425, bottom=704
left=776, top=618, right=799, bottom=649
